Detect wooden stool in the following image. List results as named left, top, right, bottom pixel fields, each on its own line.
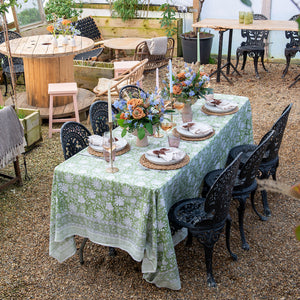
left=48, top=82, right=80, bottom=138
left=114, top=61, right=140, bottom=77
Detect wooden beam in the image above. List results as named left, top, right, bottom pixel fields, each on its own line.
left=261, top=0, right=272, bottom=59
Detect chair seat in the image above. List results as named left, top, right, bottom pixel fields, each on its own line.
left=3, top=64, right=24, bottom=74
left=74, top=47, right=103, bottom=61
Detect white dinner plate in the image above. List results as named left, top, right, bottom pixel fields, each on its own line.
left=145, top=147, right=186, bottom=166
left=89, top=137, right=127, bottom=152
left=204, top=101, right=237, bottom=113
left=176, top=122, right=213, bottom=138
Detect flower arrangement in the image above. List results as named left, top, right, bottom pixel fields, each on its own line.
left=113, top=90, right=165, bottom=140
left=162, top=63, right=213, bottom=104
left=46, top=14, right=80, bottom=38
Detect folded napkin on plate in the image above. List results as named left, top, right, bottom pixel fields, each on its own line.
left=182, top=122, right=213, bottom=135
left=206, top=98, right=237, bottom=111
left=147, top=148, right=183, bottom=162
left=88, top=135, right=103, bottom=146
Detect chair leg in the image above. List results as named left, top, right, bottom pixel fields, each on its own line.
left=185, top=230, right=193, bottom=246
left=203, top=243, right=216, bottom=287
left=225, top=215, right=237, bottom=261
left=261, top=189, right=271, bottom=217
left=250, top=189, right=268, bottom=221
left=79, top=237, right=88, bottom=264
left=232, top=51, right=240, bottom=74
left=241, top=52, right=247, bottom=70
left=109, top=247, right=117, bottom=257
left=236, top=196, right=250, bottom=250
left=3, top=73, right=8, bottom=96
left=282, top=54, right=291, bottom=78
left=261, top=53, right=268, bottom=72
left=253, top=55, right=260, bottom=78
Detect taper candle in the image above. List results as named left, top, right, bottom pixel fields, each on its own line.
left=169, top=59, right=173, bottom=94
left=197, top=31, right=200, bottom=63
left=108, top=82, right=112, bottom=122
left=156, top=68, right=159, bottom=90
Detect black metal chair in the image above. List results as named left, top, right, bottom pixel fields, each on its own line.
left=60, top=121, right=116, bottom=263
left=60, top=121, right=91, bottom=160
left=73, top=16, right=104, bottom=61
left=119, top=84, right=148, bottom=102
left=234, top=14, right=269, bottom=78
left=0, top=31, right=25, bottom=96
left=226, top=103, right=293, bottom=217
left=282, top=14, right=300, bottom=78
left=168, top=153, right=242, bottom=287
left=89, top=100, right=119, bottom=136
left=202, top=130, right=274, bottom=251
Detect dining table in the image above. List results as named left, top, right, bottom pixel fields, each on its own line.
left=49, top=94, right=253, bottom=290
left=192, top=18, right=299, bottom=83
left=0, top=35, right=94, bottom=108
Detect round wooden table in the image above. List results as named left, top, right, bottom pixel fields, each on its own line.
left=102, top=37, right=145, bottom=60
left=0, top=35, right=94, bottom=108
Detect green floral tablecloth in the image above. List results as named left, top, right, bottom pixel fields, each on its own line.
left=49, top=94, right=253, bottom=290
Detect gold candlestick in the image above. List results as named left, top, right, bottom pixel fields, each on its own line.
left=106, top=122, right=119, bottom=173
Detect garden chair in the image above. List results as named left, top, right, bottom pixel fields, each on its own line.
left=234, top=14, right=269, bottom=78
left=134, top=37, right=174, bottom=71
left=0, top=31, right=24, bottom=96
left=60, top=121, right=116, bottom=262
left=202, top=130, right=274, bottom=251
left=119, top=85, right=147, bottom=102
left=89, top=100, right=119, bottom=136
left=73, top=16, right=104, bottom=61
left=225, top=103, right=293, bottom=217
left=168, top=153, right=242, bottom=287
left=93, top=59, right=148, bottom=101
left=282, top=14, right=300, bottom=78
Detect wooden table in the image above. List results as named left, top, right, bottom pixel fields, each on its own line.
left=0, top=35, right=94, bottom=108
left=102, top=37, right=145, bottom=60
left=192, top=19, right=299, bottom=83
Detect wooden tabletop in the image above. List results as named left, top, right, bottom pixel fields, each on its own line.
left=0, top=35, right=94, bottom=58
left=193, top=18, right=299, bottom=31
left=102, top=37, right=145, bottom=50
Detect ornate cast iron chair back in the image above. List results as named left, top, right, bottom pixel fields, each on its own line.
left=89, top=100, right=119, bottom=136
left=119, top=85, right=147, bottom=103
left=0, top=31, right=24, bottom=96
left=60, top=121, right=91, bottom=160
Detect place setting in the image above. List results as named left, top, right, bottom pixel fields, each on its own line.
left=173, top=122, right=215, bottom=141
left=201, top=94, right=239, bottom=116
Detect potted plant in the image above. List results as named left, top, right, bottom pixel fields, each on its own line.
left=180, top=0, right=214, bottom=64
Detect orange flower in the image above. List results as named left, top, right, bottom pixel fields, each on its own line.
left=132, top=107, right=146, bottom=119
left=62, top=19, right=72, bottom=26
left=127, top=98, right=143, bottom=109
left=120, top=112, right=127, bottom=120
left=199, top=72, right=209, bottom=76
left=177, top=72, right=186, bottom=81
left=173, top=84, right=182, bottom=95
left=47, top=25, right=54, bottom=33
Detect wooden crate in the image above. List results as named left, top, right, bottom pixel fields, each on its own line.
left=18, top=108, right=42, bottom=150
left=74, top=61, right=114, bottom=91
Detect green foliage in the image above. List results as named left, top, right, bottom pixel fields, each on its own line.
left=159, top=3, right=177, bottom=37
left=240, top=0, right=252, bottom=7
left=0, top=0, right=19, bottom=15
left=112, top=0, right=139, bottom=22
left=44, top=0, right=83, bottom=22
left=17, top=7, right=41, bottom=26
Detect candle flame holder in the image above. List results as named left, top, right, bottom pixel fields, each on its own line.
left=106, top=122, right=119, bottom=173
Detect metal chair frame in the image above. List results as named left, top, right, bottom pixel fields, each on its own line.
left=234, top=14, right=269, bottom=78
left=168, top=154, right=242, bottom=287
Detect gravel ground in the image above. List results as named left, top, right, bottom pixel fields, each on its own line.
left=0, top=59, right=299, bottom=299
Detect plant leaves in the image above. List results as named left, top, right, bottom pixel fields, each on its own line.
left=121, top=128, right=127, bottom=137
left=137, top=127, right=145, bottom=140
left=145, top=122, right=153, bottom=135
left=240, top=0, right=252, bottom=7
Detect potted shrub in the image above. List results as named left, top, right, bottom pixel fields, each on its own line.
left=180, top=0, right=214, bottom=64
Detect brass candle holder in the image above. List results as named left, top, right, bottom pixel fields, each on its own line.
left=106, top=122, right=119, bottom=173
